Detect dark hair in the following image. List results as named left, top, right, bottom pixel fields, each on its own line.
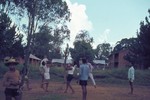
left=82, top=58, right=87, bottom=64
left=73, top=61, right=77, bottom=65
left=42, top=61, right=45, bottom=66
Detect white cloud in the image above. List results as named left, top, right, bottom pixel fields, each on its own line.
left=96, top=29, right=110, bottom=43
left=101, top=29, right=110, bottom=42
left=93, top=29, right=112, bottom=48
left=65, top=0, right=93, bottom=47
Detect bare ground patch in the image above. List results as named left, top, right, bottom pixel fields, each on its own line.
left=0, top=80, right=150, bottom=100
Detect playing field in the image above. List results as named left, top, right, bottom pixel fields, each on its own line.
left=0, top=80, right=150, bottom=100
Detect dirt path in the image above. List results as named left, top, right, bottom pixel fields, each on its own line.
left=0, top=80, right=150, bottom=100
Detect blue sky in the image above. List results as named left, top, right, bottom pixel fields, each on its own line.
left=65, top=0, right=150, bottom=48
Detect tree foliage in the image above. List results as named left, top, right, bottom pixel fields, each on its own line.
left=137, top=10, right=150, bottom=68
left=113, top=38, right=134, bottom=53
left=0, top=12, right=24, bottom=59
left=124, top=9, right=150, bottom=69
left=94, top=42, right=112, bottom=61
left=32, top=26, right=64, bottom=59
left=0, top=0, right=70, bottom=64
left=70, top=30, right=94, bottom=64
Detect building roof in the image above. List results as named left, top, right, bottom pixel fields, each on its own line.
left=93, top=60, right=105, bottom=65
left=52, top=59, right=72, bottom=64
left=29, top=54, right=41, bottom=61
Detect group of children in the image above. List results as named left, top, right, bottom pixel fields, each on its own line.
left=2, top=57, right=135, bottom=100
left=64, top=58, right=97, bottom=100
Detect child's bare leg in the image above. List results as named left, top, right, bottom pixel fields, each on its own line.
left=82, top=86, right=87, bottom=100
left=5, top=95, right=12, bottom=100
left=64, top=81, right=69, bottom=93
left=129, top=81, right=133, bottom=94
left=41, top=75, right=44, bottom=89
left=14, top=95, right=22, bottom=100
left=45, top=81, right=49, bottom=92
left=69, top=83, right=74, bottom=93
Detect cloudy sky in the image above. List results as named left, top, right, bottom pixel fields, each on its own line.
left=64, top=0, right=150, bottom=48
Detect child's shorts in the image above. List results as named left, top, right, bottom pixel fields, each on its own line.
left=5, top=88, right=21, bottom=97
left=79, top=80, right=87, bottom=86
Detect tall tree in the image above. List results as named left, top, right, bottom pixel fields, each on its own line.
left=32, top=26, right=66, bottom=59
left=135, top=9, right=150, bottom=69
left=124, top=38, right=142, bottom=68
left=0, top=12, right=24, bottom=59
left=1, top=0, right=70, bottom=65
left=0, top=0, right=70, bottom=88
left=94, top=42, right=112, bottom=61
left=125, top=9, right=150, bottom=69
left=70, top=30, right=94, bottom=64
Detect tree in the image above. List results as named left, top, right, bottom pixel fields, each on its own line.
left=32, top=26, right=65, bottom=59
left=113, top=38, right=134, bottom=53
left=1, top=0, right=70, bottom=64
left=70, top=30, right=94, bottom=64
left=133, top=9, right=150, bottom=69
left=94, top=42, right=112, bottom=61
left=0, top=0, right=70, bottom=88
left=0, top=12, right=24, bottom=59
left=124, top=9, right=150, bottom=69
left=124, top=38, right=142, bottom=68
left=137, top=10, right=150, bottom=69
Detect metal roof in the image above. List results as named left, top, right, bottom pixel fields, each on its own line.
left=29, top=54, right=41, bottom=61
left=93, top=60, right=105, bottom=65
left=52, top=59, right=72, bottom=64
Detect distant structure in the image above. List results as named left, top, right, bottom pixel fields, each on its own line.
left=108, top=49, right=130, bottom=68
left=51, top=59, right=72, bottom=67
left=17, top=54, right=41, bottom=66
left=92, top=60, right=106, bottom=69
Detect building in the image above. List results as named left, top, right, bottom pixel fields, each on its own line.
left=17, top=54, right=41, bottom=66
left=108, top=49, right=130, bottom=68
left=93, top=60, right=106, bottom=69
left=51, top=59, right=72, bottom=67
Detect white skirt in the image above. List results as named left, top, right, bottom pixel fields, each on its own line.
left=44, top=73, right=50, bottom=79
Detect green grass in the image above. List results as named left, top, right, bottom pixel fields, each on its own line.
left=93, top=68, right=150, bottom=86
left=1, top=62, right=150, bottom=86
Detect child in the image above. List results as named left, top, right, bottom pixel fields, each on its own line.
left=3, top=58, right=22, bottom=100
left=64, top=61, right=76, bottom=94
left=39, top=56, right=48, bottom=89
left=128, top=64, right=135, bottom=94
left=79, top=58, right=90, bottom=100
left=42, top=61, right=51, bottom=92
left=88, top=62, right=96, bottom=88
